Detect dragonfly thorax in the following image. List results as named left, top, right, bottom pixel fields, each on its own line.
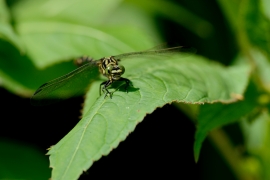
left=99, top=56, right=125, bottom=81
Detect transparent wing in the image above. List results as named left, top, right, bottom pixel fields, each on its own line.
left=31, top=61, right=100, bottom=106
left=113, top=46, right=196, bottom=60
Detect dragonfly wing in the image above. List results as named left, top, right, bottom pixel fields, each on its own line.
left=113, top=46, right=196, bottom=60
left=31, top=61, right=100, bottom=106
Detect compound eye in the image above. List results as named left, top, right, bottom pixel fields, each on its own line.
left=105, top=65, right=113, bottom=75
left=118, top=65, right=125, bottom=75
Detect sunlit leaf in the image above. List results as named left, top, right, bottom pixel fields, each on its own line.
left=48, top=55, right=250, bottom=180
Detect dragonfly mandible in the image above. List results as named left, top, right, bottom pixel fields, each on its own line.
left=31, top=46, right=196, bottom=106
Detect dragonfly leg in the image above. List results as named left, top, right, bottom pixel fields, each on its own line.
left=99, top=78, right=131, bottom=98
left=118, top=77, right=131, bottom=93
left=99, top=81, right=106, bottom=96
left=100, top=80, right=113, bottom=98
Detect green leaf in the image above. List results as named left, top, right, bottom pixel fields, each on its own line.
left=48, top=55, right=250, bottom=180
left=217, top=0, right=241, bottom=31
left=0, top=0, right=24, bottom=51
left=240, top=111, right=270, bottom=179
left=11, top=0, right=123, bottom=26
left=11, top=0, right=160, bottom=69
left=251, top=49, right=270, bottom=91
left=0, top=138, right=50, bottom=179
left=126, top=0, right=213, bottom=38
left=261, top=0, right=270, bottom=20
left=0, top=39, right=76, bottom=96
left=15, top=21, right=157, bottom=68
left=2, top=0, right=160, bottom=95
left=0, top=0, right=10, bottom=22
left=241, top=0, right=270, bottom=60
left=218, top=0, right=270, bottom=61
left=194, top=81, right=258, bottom=162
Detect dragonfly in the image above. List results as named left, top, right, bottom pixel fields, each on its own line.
left=31, top=46, right=196, bottom=106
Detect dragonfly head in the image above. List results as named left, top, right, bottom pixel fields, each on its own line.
left=106, top=64, right=125, bottom=81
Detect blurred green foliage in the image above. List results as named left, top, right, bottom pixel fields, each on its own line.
left=1, top=0, right=270, bottom=180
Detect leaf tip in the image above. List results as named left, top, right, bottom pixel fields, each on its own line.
left=194, top=152, right=199, bottom=163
